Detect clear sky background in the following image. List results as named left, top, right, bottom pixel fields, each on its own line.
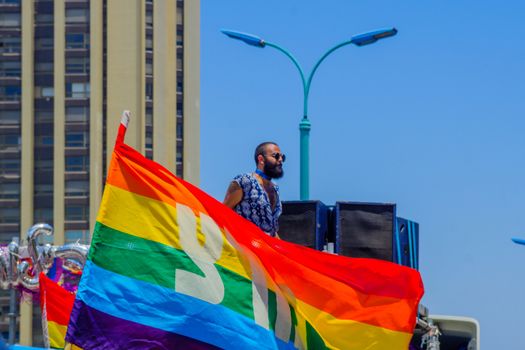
left=200, top=1, right=525, bottom=348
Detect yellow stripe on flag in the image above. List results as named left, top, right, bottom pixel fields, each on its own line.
left=97, top=184, right=251, bottom=279
left=296, top=300, right=413, bottom=349
left=48, top=321, right=67, bottom=348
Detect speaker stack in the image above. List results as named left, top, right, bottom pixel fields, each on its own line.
left=277, top=200, right=419, bottom=270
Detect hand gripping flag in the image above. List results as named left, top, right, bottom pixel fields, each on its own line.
left=66, top=113, right=424, bottom=349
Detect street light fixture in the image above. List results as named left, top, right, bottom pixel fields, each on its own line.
left=222, top=27, right=398, bottom=200
left=221, top=30, right=265, bottom=47
left=512, top=237, right=525, bottom=246
left=350, top=28, right=398, bottom=46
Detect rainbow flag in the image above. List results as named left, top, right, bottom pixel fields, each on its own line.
left=39, top=273, right=75, bottom=349
left=66, top=116, right=424, bottom=349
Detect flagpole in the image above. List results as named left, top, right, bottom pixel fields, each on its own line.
left=8, top=237, right=18, bottom=345
left=8, top=288, right=16, bottom=344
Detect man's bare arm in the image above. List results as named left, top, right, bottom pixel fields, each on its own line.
left=223, top=181, right=243, bottom=209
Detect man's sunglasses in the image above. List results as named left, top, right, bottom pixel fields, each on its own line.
left=263, top=152, right=286, bottom=162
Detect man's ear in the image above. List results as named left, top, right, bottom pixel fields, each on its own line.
left=257, top=154, right=264, bottom=165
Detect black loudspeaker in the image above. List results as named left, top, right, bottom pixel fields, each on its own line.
left=333, top=202, right=396, bottom=261
left=278, top=201, right=328, bottom=250
left=395, top=217, right=419, bottom=270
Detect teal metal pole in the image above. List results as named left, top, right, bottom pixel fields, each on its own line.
left=299, top=117, right=311, bottom=199
left=300, top=40, right=354, bottom=200
left=264, top=40, right=358, bottom=200
left=265, top=40, right=357, bottom=200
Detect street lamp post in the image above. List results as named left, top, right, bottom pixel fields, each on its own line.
left=222, top=28, right=398, bottom=200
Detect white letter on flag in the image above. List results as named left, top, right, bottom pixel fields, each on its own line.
left=175, top=203, right=225, bottom=304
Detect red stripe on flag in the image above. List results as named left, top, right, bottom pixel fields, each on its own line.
left=40, top=273, right=76, bottom=325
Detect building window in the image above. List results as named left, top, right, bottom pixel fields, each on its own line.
left=66, top=82, right=90, bottom=98
left=35, top=14, right=53, bottom=24
left=35, top=110, right=53, bottom=123
left=35, top=62, right=53, bottom=73
left=65, top=230, right=90, bottom=244
left=145, top=109, right=153, bottom=127
left=35, top=37, right=54, bottom=49
left=35, top=135, right=53, bottom=146
left=176, top=28, right=183, bottom=46
left=0, top=85, right=21, bottom=100
left=0, top=208, right=19, bottom=224
left=0, top=183, right=20, bottom=199
left=176, top=143, right=183, bottom=162
left=146, top=61, right=153, bottom=75
left=65, top=132, right=88, bottom=147
left=0, top=0, right=21, bottom=5
left=35, top=86, right=54, bottom=98
left=145, top=82, right=153, bottom=101
left=0, top=61, right=21, bottom=77
left=0, top=134, right=20, bottom=151
left=65, top=206, right=88, bottom=221
left=34, top=159, right=52, bottom=171
left=0, top=110, right=21, bottom=125
left=145, top=132, right=152, bottom=149
left=0, top=13, right=21, bottom=27
left=34, top=183, right=53, bottom=195
left=65, top=9, right=89, bottom=24
left=145, top=35, right=153, bottom=52
left=65, top=180, right=89, bottom=196
left=66, top=33, right=90, bottom=49
left=65, top=155, right=88, bottom=171
left=65, top=106, right=89, bottom=122
left=0, top=36, right=21, bottom=53
left=33, top=208, right=53, bottom=223
left=176, top=122, right=183, bottom=139
left=66, top=57, right=90, bottom=74
left=0, top=158, right=20, bottom=175
left=145, top=10, right=153, bottom=28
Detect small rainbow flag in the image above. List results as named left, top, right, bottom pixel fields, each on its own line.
left=66, top=116, right=424, bottom=349
left=39, top=273, right=75, bottom=349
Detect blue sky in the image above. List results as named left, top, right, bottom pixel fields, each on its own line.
left=200, top=1, right=525, bottom=348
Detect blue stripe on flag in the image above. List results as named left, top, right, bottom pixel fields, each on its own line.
left=78, top=261, right=296, bottom=350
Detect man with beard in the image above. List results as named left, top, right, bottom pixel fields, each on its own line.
left=223, top=142, right=285, bottom=237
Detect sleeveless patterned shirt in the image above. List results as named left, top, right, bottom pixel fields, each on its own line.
left=233, top=173, right=282, bottom=237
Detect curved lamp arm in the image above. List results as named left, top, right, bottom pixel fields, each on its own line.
left=264, top=42, right=307, bottom=117
left=305, top=27, right=397, bottom=117
left=305, top=39, right=354, bottom=116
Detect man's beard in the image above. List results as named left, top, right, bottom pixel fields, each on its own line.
left=263, top=162, right=284, bottom=179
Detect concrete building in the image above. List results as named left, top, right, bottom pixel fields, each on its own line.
left=0, top=0, right=200, bottom=345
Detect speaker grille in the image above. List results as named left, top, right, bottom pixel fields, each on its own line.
left=278, top=201, right=327, bottom=250
left=336, top=202, right=395, bottom=261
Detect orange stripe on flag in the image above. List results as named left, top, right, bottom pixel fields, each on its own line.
left=106, top=144, right=208, bottom=216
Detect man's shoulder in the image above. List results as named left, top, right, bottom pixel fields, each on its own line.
left=233, top=173, right=257, bottom=188
left=233, top=172, right=255, bottom=181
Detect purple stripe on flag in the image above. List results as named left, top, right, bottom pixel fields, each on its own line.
left=66, top=299, right=220, bottom=350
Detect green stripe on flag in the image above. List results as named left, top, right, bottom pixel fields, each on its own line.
left=90, top=222, right=255, bottom=320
